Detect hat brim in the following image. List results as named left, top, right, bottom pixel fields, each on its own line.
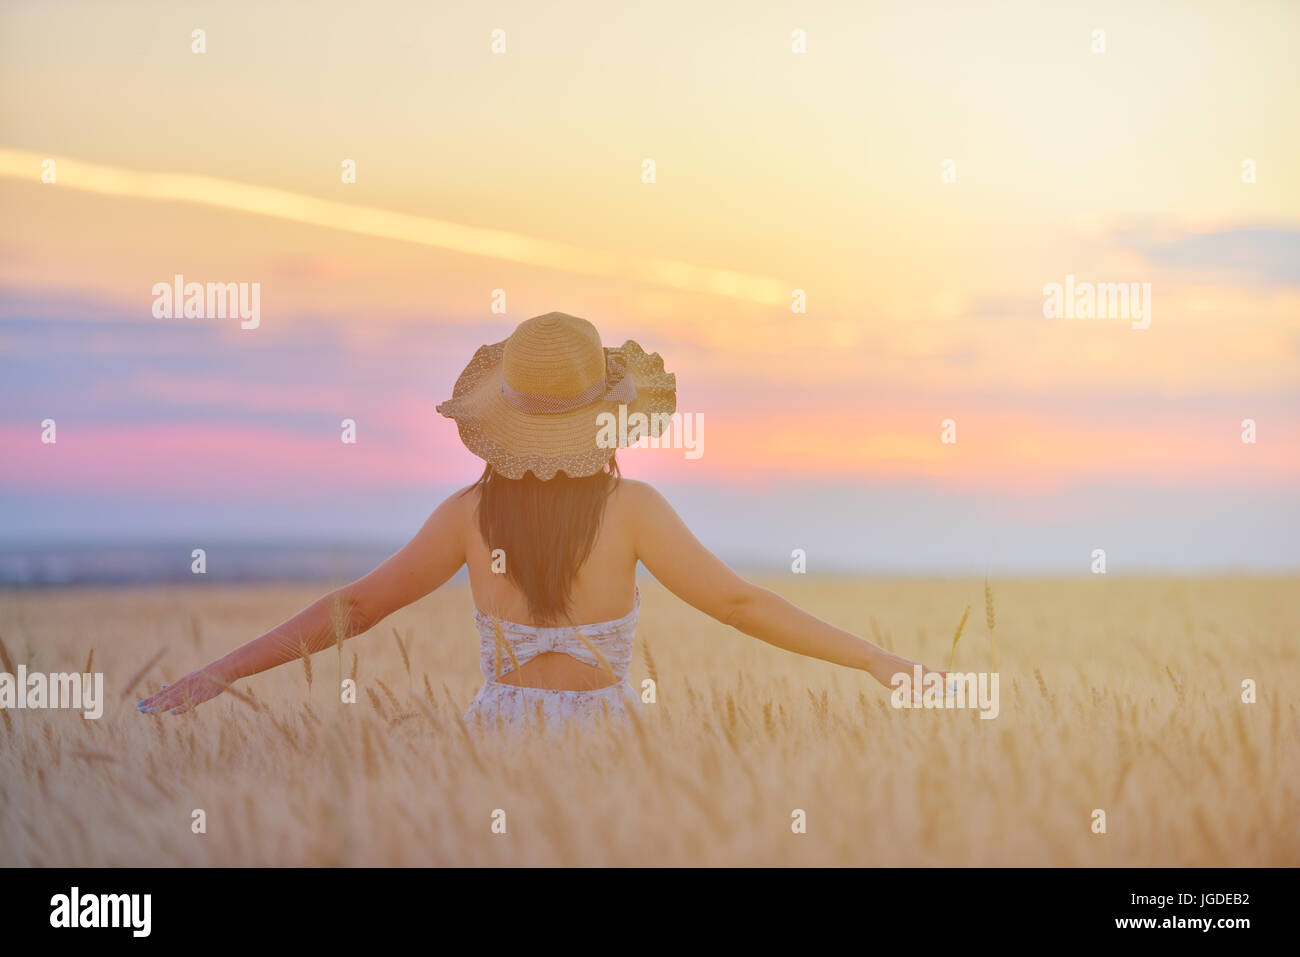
left=436, top=339, right=677, bottom=479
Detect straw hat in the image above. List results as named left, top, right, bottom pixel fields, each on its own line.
left=436, top=312, right=677, bottom=479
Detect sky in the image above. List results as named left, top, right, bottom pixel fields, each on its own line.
left=1, top=0, right=1298, bottom=573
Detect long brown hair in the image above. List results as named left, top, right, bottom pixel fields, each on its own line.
left=465, top=456, right=620, bottom=625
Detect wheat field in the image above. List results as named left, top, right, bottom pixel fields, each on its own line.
left=1, top=576, right=1296, bottom=866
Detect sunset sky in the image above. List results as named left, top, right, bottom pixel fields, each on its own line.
left=2, top=0, right=1297, bottom=572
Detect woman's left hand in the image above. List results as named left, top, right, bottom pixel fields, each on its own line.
left=867, top=650, right=947, bottom=691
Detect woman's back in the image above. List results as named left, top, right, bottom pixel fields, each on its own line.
left=462, top=479, right=642, bottom=691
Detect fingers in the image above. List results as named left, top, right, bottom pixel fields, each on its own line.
left=139, top=671, right=222, bottom=714
left=137, top=678, right=191, bottom=714
left=136, top=693, right=170, bottom=714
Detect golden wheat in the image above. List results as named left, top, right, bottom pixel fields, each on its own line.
left=947, top=605, right=970, bottom=673
left=984, top=577, right=997, bottom=673
left=0, top=576, right=1294, bottom=867
left=299, top=639, right=313, bottom=696
left=393, top=628, right=411, bottom=679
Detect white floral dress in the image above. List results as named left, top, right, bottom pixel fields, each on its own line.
left=463, top=589, right=642, bottom=732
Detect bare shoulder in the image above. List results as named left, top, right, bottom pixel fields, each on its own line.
left=444, top=484, right=479, bottom=522
left=422, top=484, right=478, bottom=542
left=609, top=477, right=670, bottom=519
left=607, top=479, right=683, bottom=548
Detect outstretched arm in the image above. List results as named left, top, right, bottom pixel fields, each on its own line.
left=138, top=489, right=471, bottom=714
left=628, top=481, right=943, bottom=689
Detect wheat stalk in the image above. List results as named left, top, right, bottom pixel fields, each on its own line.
left=947, top=605, right=971, bottom=673
left=120, top=648, right=166, bottom=699
left=641, top=639, right=659, bottom=687
left=487, top=617, right=521, bottom=680
left=393, top=627, right=411, bottom=693
left=68, top=747, right=117, bottom=763
left=299, top=639, right=313, bottom=697
left=359, top=721, right=377, bottom=775
left=412, top=693, right=441, bottom=730
left=571, top=628, right=617, bottom=684
left=330, top=593, right=349, bottom=693
left=1164, top=665, right=1184, bottom=699
left=376, top=678, right=401, bottom=714
left=984, top=577, right=997, bottom=672
left=201, top=673, right=263, bottom=711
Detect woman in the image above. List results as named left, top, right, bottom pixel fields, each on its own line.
left=138, top=312, right=943, bottom=728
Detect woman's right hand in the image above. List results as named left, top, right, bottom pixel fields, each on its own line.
left=136, top=661, right=230, bottom=715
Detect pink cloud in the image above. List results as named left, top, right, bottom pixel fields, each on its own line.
left=1, top=423, right=472, bottom=495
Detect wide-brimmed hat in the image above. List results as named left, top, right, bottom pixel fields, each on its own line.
left=436, top=312, right=677, bottom=479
